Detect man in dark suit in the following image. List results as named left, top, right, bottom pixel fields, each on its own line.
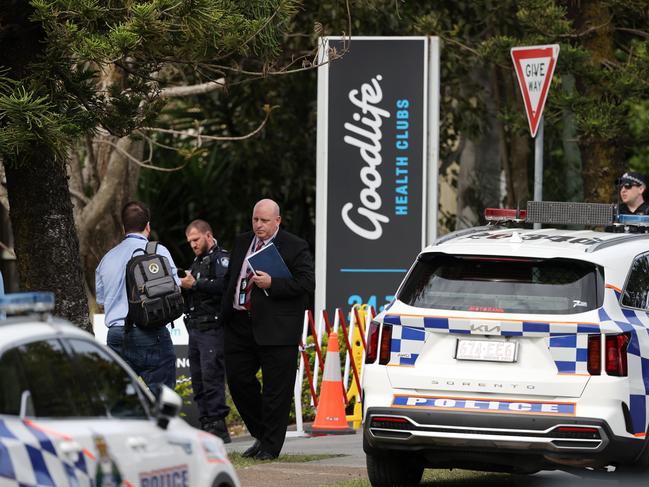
left=221, top=199, right=315, bottom=460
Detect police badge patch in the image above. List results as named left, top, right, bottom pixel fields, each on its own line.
left=219, top=257, right=229, bottom=268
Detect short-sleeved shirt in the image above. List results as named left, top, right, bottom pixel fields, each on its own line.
left=96, top=233, right=179, bottom=328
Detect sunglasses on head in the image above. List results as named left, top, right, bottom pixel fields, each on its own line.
left=620, top=183, right=640, bottom=189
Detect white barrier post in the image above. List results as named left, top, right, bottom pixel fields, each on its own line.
left=311, top=310, right=326, bottom=405
left=359, top=305, right=374, bottom=391
left=287, top=310, right=310, bottom=438
left=343, top=307, right=357, bottom=391
left=333, top=308, right=340, bottom=334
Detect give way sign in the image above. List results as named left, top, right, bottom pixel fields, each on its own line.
left=511, top=44, right=560, bottom=137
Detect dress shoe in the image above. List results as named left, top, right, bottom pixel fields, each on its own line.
left=241, top=439, right=262, bottom=458
left=254, top=450, right=278, bottom=461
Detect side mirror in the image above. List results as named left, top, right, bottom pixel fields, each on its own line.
left=155, top=385, right=182, bottom=430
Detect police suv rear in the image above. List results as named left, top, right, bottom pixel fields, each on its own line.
left=0, top=293, right=239, bottom=487
left=362, top=202, right=649, bottom=485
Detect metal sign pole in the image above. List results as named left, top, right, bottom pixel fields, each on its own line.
left=533, top=115, right=544, bottom=229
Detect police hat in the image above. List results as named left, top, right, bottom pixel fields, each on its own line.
left=618, top=171, right=647, bottom=187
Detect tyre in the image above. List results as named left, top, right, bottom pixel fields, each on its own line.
left=366, top=452, right=424, bottom=487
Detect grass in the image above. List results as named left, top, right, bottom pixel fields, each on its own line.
left=228, top=451, right=344, bottom=468
left=322, top=469, right=514, bottom=487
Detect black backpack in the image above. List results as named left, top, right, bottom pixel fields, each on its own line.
left=125, top=241, right=183, bottom=329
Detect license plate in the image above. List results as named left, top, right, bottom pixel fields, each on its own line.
left=455, top=339, right=518, bottom=363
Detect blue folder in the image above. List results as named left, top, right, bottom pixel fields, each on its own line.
left=245, top=243, right=292, bottom=278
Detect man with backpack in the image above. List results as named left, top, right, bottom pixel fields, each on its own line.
left=96, top=201, right=181, bottom=396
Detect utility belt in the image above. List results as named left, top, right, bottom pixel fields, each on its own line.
left=184, top=315, right=219, bottom=331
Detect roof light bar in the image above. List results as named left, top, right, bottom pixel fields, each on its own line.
left=617, top=214, right=649, bottom=226
left=484, top=201, right=649, bottom=230
left=527, top=201, right=615, bottom=226
left=0, top=292, right=55, bottom=316
left=484, top=208, right=527, bottom=222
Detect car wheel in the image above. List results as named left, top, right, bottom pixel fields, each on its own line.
left=366, top=452, right=424, bottom=486
left=210, top=472, right=236, bottom=487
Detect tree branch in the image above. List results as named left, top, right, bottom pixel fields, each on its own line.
left=158, top=78, right=225, bottom=98
left=69, top=188, right=90, bottom=206
left=556, top=18, right=612, bottom=39
left=617, top=27, right=649, bottom=39
left=77, top=136, right=133, bottom=253
left=139, top=104, right=277, bottom=141
left=95, top=138, right=190, bottom=172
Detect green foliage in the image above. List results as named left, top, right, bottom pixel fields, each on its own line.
left=175, top=374, right=244, bottom=426
left=174, top=375, right=193, bottom=416
left=1, top=0, right=304, bottom=164
left=0, top=78, right=69, bottom=163
left=627, top=99, right=649, bottom=172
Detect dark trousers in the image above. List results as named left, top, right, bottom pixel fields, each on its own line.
left=225, top=311, right=298, bottom=456
left=188, top=325, right=230, bottom=421
left=107, top=325, right=176, bottom=397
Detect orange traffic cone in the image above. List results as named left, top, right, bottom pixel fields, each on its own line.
left=307, top=332, right=355, bottom=435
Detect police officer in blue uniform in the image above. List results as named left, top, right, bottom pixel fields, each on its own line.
left=180, top=220, right=231, bottom=442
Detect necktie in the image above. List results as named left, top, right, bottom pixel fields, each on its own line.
left=244, top=239, right=264, bottom=310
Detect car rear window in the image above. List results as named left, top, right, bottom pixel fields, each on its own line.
left=398, top=254, right=603, bottom=314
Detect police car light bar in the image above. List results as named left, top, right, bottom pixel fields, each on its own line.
left=526, top=201, right=615, bottom=226
left=484, top=208, right=527, bottom=222
left=0, top=292, right=55, bottom=315
left=617, top=214, right=649, bottom=226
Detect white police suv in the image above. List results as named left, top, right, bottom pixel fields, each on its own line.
left=0, top=293, right=239, bottom=487
left=362, top=202, right=649, bottom=485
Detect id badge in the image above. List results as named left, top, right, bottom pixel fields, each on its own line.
left=238, top=277, right=248, bottom=305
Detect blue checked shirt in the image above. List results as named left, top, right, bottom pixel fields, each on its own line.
left=96, top=233, right=179, bottom=328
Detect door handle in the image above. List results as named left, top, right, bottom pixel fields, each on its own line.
left=58, top=440, right=82, bottom=461
left=127, top=436, right=147, bottom=451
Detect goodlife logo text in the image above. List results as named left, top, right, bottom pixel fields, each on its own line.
left=341, top=75, right=390, bottom=240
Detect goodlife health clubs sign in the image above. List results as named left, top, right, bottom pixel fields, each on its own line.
left=315, top=37, right=430, bottom=312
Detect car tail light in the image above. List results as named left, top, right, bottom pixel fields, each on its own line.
left=365, top=321, right=380, bottom=364
left=605, top=333, right=630, bottom=376
left=379, top=324, right=392, bottom=365
left=587, top=335, right=601, bottom=375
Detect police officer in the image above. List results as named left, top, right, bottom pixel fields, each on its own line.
left=180, top=219, right=231, bottom=442
left=607, top=171, right=649, bottom=233
left=617, top=171, right=649, bottom=216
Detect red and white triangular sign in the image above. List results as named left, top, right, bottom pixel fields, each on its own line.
left=511, top=44, right=560, bottom=138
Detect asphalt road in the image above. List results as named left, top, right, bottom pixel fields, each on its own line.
left=225, top=432, right=644, bottom=487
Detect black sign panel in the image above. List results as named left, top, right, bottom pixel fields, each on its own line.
left=323, top=38, right=427, bottom=312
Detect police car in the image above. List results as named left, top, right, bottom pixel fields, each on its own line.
left=0, top=293, right=239, bottom=487
left=362, top=202, right=649, bottom=485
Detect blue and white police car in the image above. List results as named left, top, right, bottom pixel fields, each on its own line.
left=0, top=293, right=239, bottom=487
left=362, top=202, right=649, bottom=485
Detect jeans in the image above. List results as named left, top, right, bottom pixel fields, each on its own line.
left=107, top=325, right=176, bottom=397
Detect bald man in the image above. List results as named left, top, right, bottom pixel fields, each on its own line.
left=221, top=199, right=314, bottom=459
